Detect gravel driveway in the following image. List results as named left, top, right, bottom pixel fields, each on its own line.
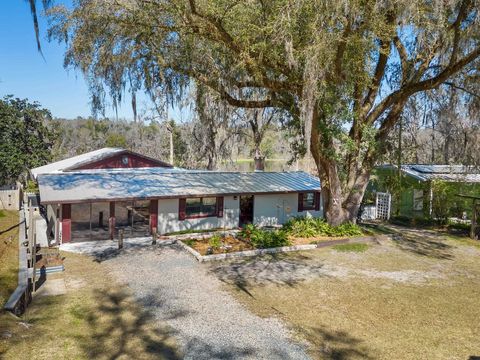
left=93, top=244, right=310, bottom=360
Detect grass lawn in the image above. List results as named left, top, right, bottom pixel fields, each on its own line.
left=0, top=210, right=20, bottom=306
left=213, top=229, right=480, bottom=359
left=0, top=251, right=179, bottom=359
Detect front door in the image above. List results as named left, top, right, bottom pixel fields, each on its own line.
left=239, top=195, right=254, bottom=227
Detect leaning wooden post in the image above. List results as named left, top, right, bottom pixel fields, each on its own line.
left=118, top=229, right=124, bottom=249
left=152, top=227, right=157, bottom=245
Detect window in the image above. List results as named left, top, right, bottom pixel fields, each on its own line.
left=185, top=197, right=218, bottom=218
left=302, top=192, right=316, bottom=210
left=298, top=192, right=320, bottom=212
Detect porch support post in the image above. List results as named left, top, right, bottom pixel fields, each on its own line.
left=149, top=199, right=158, bottom=234
left=61, top=204, right=71, bottom=243
left=109, top=201, right=116, bottom=240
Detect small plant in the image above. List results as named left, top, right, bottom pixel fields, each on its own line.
left=208, top=234, right=222, bottom=249
left=182, top=239, right=196, bottom=247
left=333, top=243, right=369, bottom=253
left=25, top=180, right=39, bottom=193
left=240, top=224, right=291, bottom=249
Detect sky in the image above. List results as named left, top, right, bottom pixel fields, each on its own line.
left=0, top=1, right=155, bottom=120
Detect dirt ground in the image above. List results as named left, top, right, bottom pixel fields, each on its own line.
left=0, top=251, right=179, bottom=359
left=210, top=227, right=480, bottom=359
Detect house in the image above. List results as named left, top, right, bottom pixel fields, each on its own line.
left=31, top=147, right=173, bottom=179
left=33, top=149, right=322, bottom=243
left=369, top=164, right=480, bottom=218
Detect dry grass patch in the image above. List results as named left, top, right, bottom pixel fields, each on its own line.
left=215, top=234, right=480, bottom=359
left=0, top=210, right=19, bottom=306
left=0, top=251, right=179, bottom=359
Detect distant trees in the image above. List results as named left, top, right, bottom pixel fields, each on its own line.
left=0, top=96, right=55, bottom=185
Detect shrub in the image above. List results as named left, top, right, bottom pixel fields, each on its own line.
left=283, top=217, right=363, bottom=238
left=240, top=224, right=291, bottom=248
left=208, top=234, right=222, bottom=249
left=447, top=220, right=470, bottom=233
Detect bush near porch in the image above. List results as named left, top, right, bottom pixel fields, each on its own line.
left=181, top=217, right=365, bottom=255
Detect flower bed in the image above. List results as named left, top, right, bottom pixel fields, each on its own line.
left=182, top=234, right=254, bottom=256
left=179, top=218, right=369, bottom=260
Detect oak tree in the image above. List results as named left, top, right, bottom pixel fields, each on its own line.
left=50, top=0, right=480, bottom=224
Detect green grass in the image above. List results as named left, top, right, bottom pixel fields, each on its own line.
left=332, top=243, right=369, bottom=253
left=444, top=234, right=480, bottom=249
left=0, top=210, right=6, bottom=218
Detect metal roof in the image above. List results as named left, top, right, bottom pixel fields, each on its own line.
left=31, top=148, right=125, bottom=179
left=378, top=164, right=480, bottom=182
left=37, top=170, right=321, bottom=204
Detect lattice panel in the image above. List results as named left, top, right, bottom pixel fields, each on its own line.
left=376, top=192, right=391, bottom=220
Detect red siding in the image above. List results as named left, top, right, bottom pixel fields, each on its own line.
left=216, top=197, right=224, bottom=218
left=149, top=200, right=158, bottom=233
left=178, top=198, right=186, bottom=220
left=298, top=193, right=304, bottom=212
left=61, top=204, right=71, bottom=243
left=73, top=152, right=171, bottom=170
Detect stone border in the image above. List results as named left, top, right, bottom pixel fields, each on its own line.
left=176, top=235, right=381, bottom=262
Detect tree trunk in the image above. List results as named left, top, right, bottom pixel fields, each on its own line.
left=309, top=105, right=369, bottom=226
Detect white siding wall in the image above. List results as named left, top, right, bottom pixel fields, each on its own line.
left=253, top=193, right=323, bottom=227
left=157, top=193, right=323, bottom=234
left=157, top=196, right=240, bottom=234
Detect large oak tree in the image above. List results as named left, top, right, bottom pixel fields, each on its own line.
left=50, top=0, right=480, bottom=225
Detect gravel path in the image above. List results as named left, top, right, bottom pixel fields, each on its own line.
left=98, top=244, right=310, bottom=360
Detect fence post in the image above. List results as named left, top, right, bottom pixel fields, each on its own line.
left=118, top=229, right=124, bottom=249
left=152, top=227, right=157, bottom=245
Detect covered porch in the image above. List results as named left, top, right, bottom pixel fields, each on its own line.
left=59, top=199, right=158, bottom=242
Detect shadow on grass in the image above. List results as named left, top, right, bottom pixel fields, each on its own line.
left=75, top=287, right=180, bottom=360
left=391, top=230, right=454, bottom=260
left=210, top=252, right=327, bottom=295
left=304, top=326, right=373, bottom=360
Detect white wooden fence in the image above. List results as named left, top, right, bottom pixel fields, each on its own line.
left=0, top=188, right=21, bottom=211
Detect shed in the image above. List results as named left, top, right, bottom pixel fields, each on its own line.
left=370, top=164, right=480, bottom=219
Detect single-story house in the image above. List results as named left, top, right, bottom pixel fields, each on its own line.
left=369, top=164, right=480, bottom=218
left=33, top=149, right=322, bottom=243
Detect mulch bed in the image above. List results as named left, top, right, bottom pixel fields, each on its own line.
left=183, top=235, right=254, bottom=256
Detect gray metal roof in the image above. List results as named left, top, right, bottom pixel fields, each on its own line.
left=378, top=164, right=480, bottom=182
left=37, top=169, right=321, bottom=204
